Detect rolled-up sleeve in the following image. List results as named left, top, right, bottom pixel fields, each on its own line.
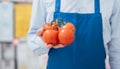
left=108, top=0, right=120, bottom=69
left=27, top=0, right=49, bottom=56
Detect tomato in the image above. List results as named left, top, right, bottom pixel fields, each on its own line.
left=43, top=22, right=59, bottom=31
left=52, top=21, right=59, bottom=31
left=58, top=22, right=75, bottom=45
left=43, top=23, right=52, bottom=31
left=52, top=25, right=59, bottom=31
left=61, top=23, right=75, bottom=33
left=42, top=30, right=59, bottom=45
left=58, top=29, right=74, bottom=45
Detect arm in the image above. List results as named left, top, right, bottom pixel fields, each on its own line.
left=108, top=0, right=120, bottom=69
left=27, top=0, right=50, bottom=56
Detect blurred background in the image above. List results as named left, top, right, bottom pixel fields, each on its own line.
left=0, top=0, right=110, bottom=69
left=0, top=0, right=48, bottom=69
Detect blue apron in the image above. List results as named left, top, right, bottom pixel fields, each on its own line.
left=47, top=0, right=106, bottom=69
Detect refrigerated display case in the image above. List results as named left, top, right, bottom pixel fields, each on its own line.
left=0, top=2, right=14, bottom=42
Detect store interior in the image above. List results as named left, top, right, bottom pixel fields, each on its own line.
left=0, top=0, right=110, bottom=69
left=0, top=0, right=48, bottom=69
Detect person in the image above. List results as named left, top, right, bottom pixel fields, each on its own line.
left=27, top=0, right=120, bottom=69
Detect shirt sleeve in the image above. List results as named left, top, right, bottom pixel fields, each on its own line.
left=108, top=0, right=120, bottom=69
left=27, top=0, right=50, bottom=56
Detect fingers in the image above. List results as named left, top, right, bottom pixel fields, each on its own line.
left=36, top=27, right=44, bottom=36
left=53, top=44, right=65, bottom=49
left=45, top=43, right=53, bottom=48
left=45, top=43, right=65, bottom=49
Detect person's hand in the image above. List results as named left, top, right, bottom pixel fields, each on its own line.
left=53, top=44, right=65, bottom=49
left=36, top=27, right=44, bottom=37
left=45, top=43, right=65, bottom=49
left=36, top=27, right=65, bottom=49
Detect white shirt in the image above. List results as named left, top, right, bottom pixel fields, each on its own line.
left=27, top=0, right=120, bottom=69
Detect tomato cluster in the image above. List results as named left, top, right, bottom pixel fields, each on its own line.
left=41, top=19, right=75, bottom=46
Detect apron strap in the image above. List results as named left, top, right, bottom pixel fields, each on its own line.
left=55, top=0, right=100, bottom=13
left=95, top=0, right=100, bottom=13
left=55, top=0, right=61, bottom=13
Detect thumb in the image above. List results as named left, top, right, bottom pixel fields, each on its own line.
left=36, top=27, right=44, bottom=36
